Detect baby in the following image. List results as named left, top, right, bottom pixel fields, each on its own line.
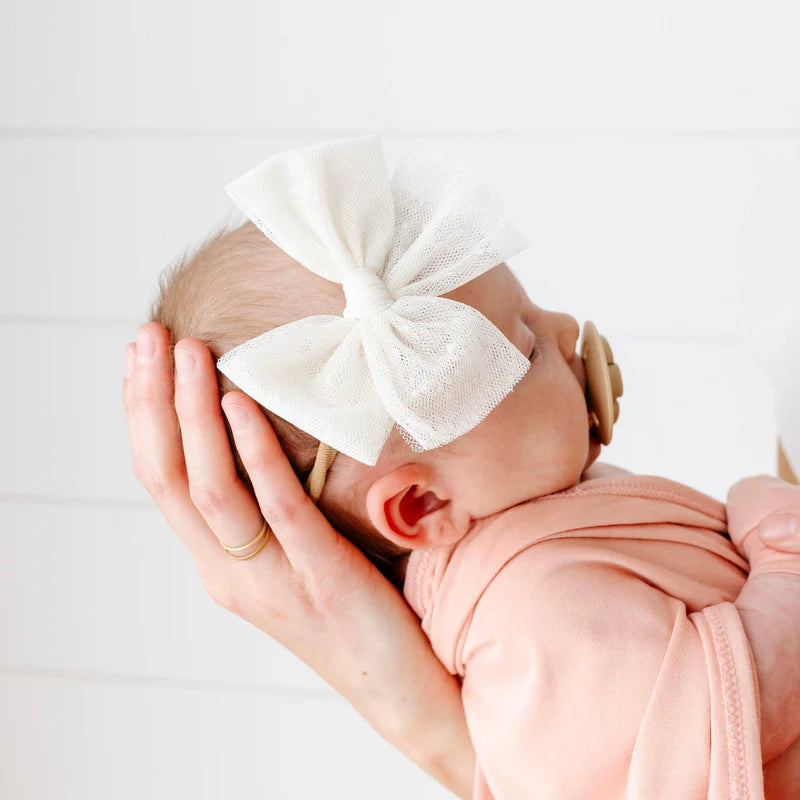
left=153, top=221, right=599, bottom=584
left=151, top=140, right=800, bottom=797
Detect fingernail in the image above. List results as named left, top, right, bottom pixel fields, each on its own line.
left=124, top=343, right=135, bottom=377
left=223, top=402, right=249, bottom=430
left=174, top=348, right=196, bottom=380
left=760, top=513, right=798, bottom=540
left=137, top=329, right=156, bottom=361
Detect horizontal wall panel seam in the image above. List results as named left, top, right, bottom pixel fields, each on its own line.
left=0, top=663, right=341, bottom=699
left=1, top=128, right=800, bottom=141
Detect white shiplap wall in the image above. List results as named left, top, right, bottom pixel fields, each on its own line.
left=2, top=1, right=799, bottom=797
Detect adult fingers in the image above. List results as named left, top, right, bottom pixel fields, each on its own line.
left=172, top=337, right=271, bottom=557
left=123, top=322, right=224, bottom=568
left=221, top=388, right=343, bottom=574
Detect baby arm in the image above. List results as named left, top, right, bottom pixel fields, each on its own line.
left=727, top=475, right=800, bottom=763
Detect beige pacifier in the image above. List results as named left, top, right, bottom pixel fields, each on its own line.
left=580, top=321, right=624, bottom=446
left=778, top=441, right=798, bottom=484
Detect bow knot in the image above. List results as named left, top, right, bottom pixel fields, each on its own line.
left=342, top=269, right=395, bottom=319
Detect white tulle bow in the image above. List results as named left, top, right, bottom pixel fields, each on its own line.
left=217, top=135, right=531, bottom=466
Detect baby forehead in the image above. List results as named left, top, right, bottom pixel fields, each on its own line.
left=472, top=266, right=529, bottom=321
left=445, top=262, right=520, bottom=299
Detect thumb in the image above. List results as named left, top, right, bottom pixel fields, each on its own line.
left=757, top=511, right=800, bottom=553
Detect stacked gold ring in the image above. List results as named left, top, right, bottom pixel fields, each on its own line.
left=219, top=520, right=271, bottom=561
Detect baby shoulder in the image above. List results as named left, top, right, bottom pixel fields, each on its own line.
left=464, top=540, right=678, bottom=661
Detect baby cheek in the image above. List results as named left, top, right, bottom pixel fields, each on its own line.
left=476, top=435, right=532, bottom=501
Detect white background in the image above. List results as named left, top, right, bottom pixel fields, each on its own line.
left=2, top=1, right=799, bottom=797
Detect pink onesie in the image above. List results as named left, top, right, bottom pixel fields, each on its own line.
left=403, top=469, right=799, bottom=799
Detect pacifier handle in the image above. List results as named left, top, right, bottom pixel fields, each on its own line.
left=580, top=320, right=623, bottom=446
left=778, top=440, right=798, bottom=484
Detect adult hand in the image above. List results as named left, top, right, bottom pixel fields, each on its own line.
left=122, top=322, right=475, bottom=799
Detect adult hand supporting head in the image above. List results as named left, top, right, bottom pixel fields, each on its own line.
left=122, top=322, right=474, bottom=799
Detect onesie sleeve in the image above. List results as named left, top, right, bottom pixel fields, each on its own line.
left=458, top=546, right=764, bottom=800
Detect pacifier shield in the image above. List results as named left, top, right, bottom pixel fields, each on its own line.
left=580, top=320, right=623, bottom=446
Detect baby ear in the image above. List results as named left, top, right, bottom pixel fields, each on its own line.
left=365, top=462, right=466, bottom=550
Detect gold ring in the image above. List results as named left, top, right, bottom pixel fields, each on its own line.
left=220, top=520, right=271, bottom=561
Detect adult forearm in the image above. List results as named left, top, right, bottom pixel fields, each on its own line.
left=308, top=599, right=476, bottom=799
left=330, top=651, right=475, bottom=798
left=401, top=668, right=476, bottom=799
left=342, top=640, right=475, bottom=800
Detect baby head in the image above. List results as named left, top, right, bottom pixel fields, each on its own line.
left=151, top=219, right=597, bottom=585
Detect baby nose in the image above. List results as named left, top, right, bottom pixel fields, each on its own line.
left=554, top=312, right=581, bottom=360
